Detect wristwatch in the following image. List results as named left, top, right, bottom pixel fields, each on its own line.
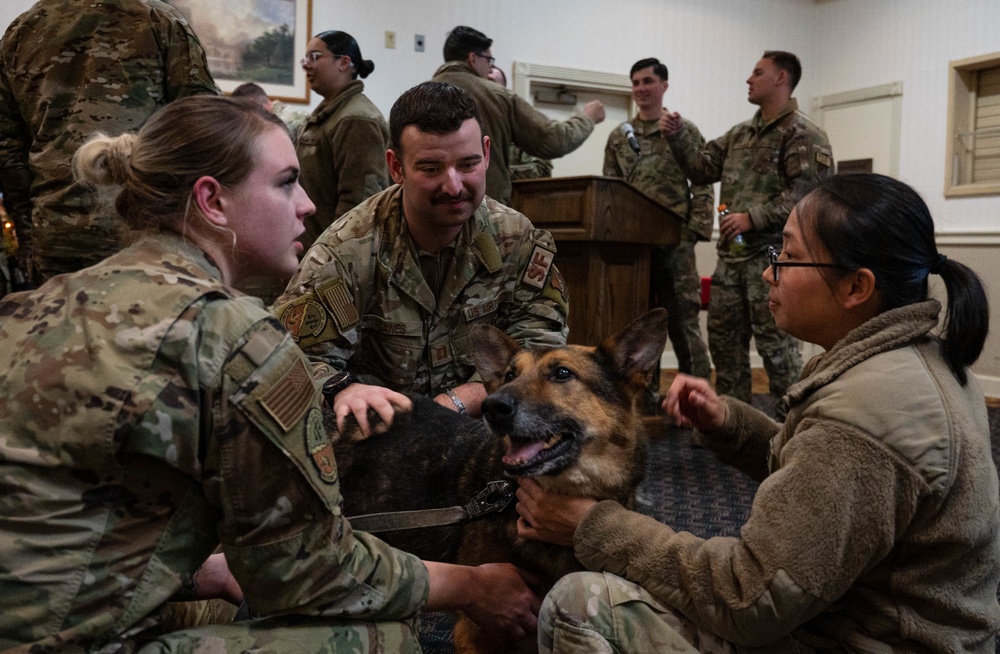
left=322, top=371, right=358, bottom=407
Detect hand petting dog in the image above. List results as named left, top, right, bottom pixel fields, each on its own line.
left=663, top=373, right=728, bottom=432
left=515, top=478, right=597, bottom=547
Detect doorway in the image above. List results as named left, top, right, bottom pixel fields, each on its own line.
left=511, top=62, right=633, bottom=177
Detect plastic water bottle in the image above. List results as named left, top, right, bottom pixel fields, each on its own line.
left=719, top=203, right=746, bottom=256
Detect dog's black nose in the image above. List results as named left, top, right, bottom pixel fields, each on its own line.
left=482, top=392, right=517, bottom=432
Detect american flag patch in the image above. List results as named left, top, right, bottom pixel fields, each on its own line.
left=259, top=358, right=316, bottom=432
left=318, top=278, right=359, bottom=329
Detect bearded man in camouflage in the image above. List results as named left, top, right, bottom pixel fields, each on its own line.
left=604, top=58, right=714, bottom=381
left=661, top=51, right=833, bottom=415
left=0, top=0, right=218, bottom=285
left=272, top=82, right=569, bottom=433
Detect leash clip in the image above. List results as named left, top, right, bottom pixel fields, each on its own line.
left=464, top=480, right=515, bottom=519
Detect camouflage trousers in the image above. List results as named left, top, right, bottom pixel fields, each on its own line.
left=539, top=571, right=735, bottom=653
left=650, top=241, right=711, bottom=380
left=707, top=252, right=801, bottom=414
left=137, top=614, right=422, bottom=654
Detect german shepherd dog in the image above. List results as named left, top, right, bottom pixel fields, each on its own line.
left=332, top=309, right=669, bottom=653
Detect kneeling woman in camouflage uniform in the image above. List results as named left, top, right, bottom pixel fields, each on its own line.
left=0, top=95, right=537, bottom=653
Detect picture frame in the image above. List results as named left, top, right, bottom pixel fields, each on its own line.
left=166, top=0, right=312, bottom=104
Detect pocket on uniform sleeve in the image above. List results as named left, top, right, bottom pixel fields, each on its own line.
left=227, top=323, right=340, bottom=513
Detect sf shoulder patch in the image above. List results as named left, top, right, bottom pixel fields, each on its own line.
left=304, top=407, right=338, bottom=484
left=259, top=356, right=316, bottom=432
left=815, top=149, right=833, bottom=169
left=522, top=244, right=555, bottom=290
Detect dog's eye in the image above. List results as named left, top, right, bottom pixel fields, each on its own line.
left=503, top=369, right=517, bottom=383
left=551, top=366, right=575, bottom=382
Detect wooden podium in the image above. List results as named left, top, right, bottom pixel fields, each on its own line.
left=510, top=175, right=682, bottom=346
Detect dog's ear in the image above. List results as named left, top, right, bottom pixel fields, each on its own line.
left=469, top=324, right=521, bottom=390
left=597, top=308, right=670, bottom=383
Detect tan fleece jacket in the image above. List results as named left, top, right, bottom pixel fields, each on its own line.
left=575, top=300, right=1000, bottom=652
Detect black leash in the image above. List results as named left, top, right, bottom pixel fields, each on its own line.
left=346, top=480, right=515, bottom=534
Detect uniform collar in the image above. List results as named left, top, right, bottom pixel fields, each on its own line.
left=753, top=98, right=799, bottom=131
left=433, top=61, right=479, bottom=78
left=379, top=191, right=499, bottom=312
left=786, top=299, right=941, bottom=407
left=308, top=79, right=365, bottom=123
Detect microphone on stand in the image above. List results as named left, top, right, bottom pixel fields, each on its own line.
left=622, top=122, right=641, bottom=154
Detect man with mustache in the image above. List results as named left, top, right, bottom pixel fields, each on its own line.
left=273, top=82, right=568, bottom=431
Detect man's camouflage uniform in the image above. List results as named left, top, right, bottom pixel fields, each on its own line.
left=509, top=143, right=553, bottom=181
left=667, top=99, right=833, bottom=409
left=272, top=185, right=569, bottom=393
left=0, top=0, right=218, bottom=284
left=431, top=62, right=595, bottom=204
left=604, top=116, right=714, bottom=380
left=296, top=79, right=390, bottom=252
left=0, top=234, right=429, bottom=652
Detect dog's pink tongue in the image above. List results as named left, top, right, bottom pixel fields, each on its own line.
left=503, top=439, right=546, bottom=465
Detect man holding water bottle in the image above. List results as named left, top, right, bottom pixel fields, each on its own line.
left=659, top=51, right=833, bottom=416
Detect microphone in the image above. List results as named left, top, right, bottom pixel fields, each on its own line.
left=622, top=122, right=641, bottom=154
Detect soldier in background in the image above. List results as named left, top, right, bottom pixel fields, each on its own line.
left=231, top=81, right=274, bottom=111
left=0, top=0, right=218, bottom=285
left=487, top=65, right=555, bottom=181
left=604, top=58, right=714, bottom=384
left=661, top=51, right=833, bottom=415
left=273, top=82, right=569, bottom=430
left=432, top=25, right=604, bottom=204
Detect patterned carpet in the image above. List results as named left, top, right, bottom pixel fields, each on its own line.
left=418, top=400, right=1000, bottom=652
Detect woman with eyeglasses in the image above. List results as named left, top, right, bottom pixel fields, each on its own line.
left=516, top=173, right=999, bottom=652
left=297, top=30, right=389, bottom=251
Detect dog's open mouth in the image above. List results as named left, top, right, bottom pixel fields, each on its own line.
left=502, top=432, right=579, bottom=476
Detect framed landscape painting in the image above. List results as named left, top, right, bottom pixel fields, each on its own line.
left=166, top=0, right=312, bottom=103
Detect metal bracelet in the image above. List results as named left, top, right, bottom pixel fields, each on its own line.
left=444, top=388, right=467, bottom=415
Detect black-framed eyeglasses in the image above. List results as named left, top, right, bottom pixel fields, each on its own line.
left=475, top=52, right=496, bottom=66
left=767, top=246, right=843, bottom=282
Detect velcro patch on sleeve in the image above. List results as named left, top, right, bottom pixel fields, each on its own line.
left=274, top=294, right=347, bottom=349
left=258, top=356, right=317, bottom=432
left=522, top=244, right=555, bottom=290
left=317, top=278, right=360, bottom=330
left=474, top=233, right=503, bottom=272
left=304, top=407, right=338, bottom=484
left=277, top=296, right=328, bottom=342
left=545, top=265, right=569, bottom=304
left=815, top=150, right=833, bottom=168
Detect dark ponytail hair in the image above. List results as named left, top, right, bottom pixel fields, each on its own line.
left=316, top=30, right=374, bottom=79
left=797, top=173, right=988, bottom=384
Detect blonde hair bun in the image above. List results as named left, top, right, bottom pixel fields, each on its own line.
left=73, top=132, right=137, bottom=186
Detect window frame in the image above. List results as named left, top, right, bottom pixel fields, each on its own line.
left=945, top=51, right=1000, bottom=198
